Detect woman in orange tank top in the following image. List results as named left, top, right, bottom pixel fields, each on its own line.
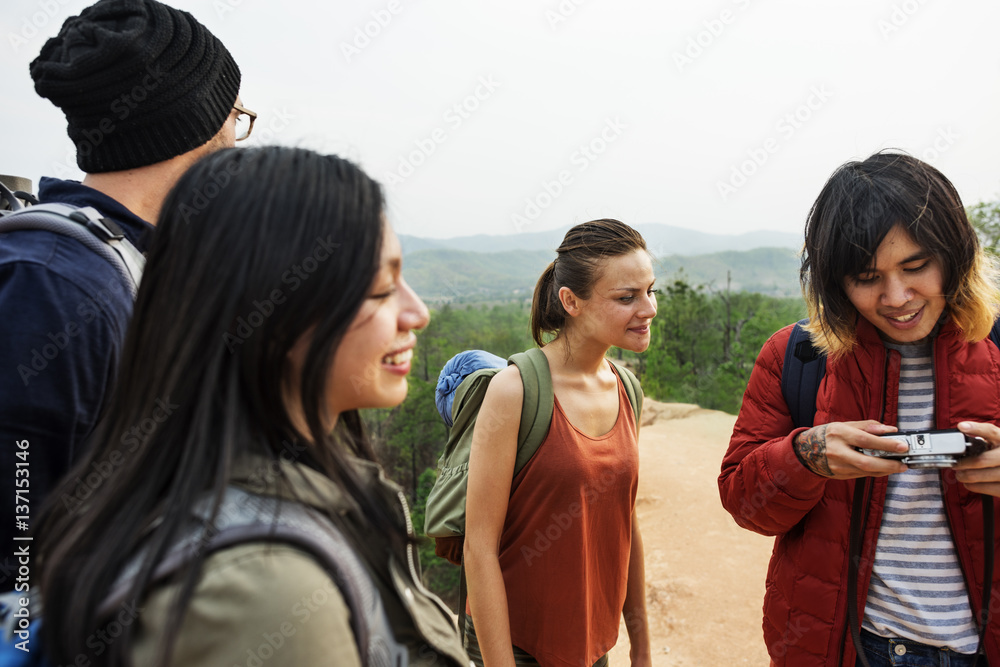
left=464, top=219, right=656, bottom=667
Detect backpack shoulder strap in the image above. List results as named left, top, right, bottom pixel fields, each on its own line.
left=781, top=318, right=826, bottom=429
left=100, top=488, right=404, bottom=667
left=448, top=366, right=503, bottom=442
left=989, top=317, right=1000, bottom=351
left=0, top=203, right=144, bottom=297
left=508, top=348, right=554, bottom=477
left=608, top=359, right=643, bottom=426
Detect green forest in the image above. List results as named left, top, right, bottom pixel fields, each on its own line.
left=361, top=277, right=806, bottom=607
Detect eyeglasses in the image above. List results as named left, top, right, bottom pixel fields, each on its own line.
left=233, top=103, right=257, bottom=142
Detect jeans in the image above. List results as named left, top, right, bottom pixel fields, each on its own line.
left=856, top=629, right=985, bottom=667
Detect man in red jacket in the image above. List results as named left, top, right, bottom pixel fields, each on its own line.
left=720, top=151, right=1000, bottom=667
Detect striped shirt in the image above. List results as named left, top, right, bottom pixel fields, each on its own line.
left=861, top=340, right=979, bottom=653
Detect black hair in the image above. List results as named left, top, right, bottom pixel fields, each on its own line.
left=34, top=146, right=401, bottom=665
left=801, top=150, right=999, bottom=355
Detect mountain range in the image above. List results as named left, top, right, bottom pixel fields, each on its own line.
left=399, top=223, right=801, bottom=257
left=399, top=223, right=805, bottom=303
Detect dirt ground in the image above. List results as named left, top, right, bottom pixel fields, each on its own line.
left=607, top=400, right=774, bottom=666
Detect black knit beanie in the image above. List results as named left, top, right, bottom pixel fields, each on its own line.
left=29, top=0, right=241, bottom=173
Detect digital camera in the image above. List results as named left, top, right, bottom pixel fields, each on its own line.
left=861, top=429, right=988, bottom=469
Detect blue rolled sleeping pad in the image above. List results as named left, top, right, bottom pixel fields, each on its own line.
left=434, top=350, right=507, bottom=427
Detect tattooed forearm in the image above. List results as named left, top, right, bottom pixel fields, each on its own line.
left=795, top=425, right=833, bottom=477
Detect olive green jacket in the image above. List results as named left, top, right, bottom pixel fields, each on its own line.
left=132, top=455, right=470, bottom=666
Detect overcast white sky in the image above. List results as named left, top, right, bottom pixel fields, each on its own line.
left=3, top=0, right=1000, bottom=240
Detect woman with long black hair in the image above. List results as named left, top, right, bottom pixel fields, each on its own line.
left=32, top=146, right=469, bottom=666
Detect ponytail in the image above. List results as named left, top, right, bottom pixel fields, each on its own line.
left=531, top=261, right=565, bottom=346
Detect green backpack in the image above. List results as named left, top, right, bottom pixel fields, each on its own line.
left=425, top=347, right=643, bottom=566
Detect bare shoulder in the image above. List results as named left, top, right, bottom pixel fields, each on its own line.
left=473, top=366, right=524, bottom=452
left=482, top=364, right=525, bottom=409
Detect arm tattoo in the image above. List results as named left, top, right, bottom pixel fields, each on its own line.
left=795, top=425, right=834, bottom=477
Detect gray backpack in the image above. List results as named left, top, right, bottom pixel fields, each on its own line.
left=1, top=487, right=412, bottom=667
left=0, top=179, right=144, bottom=296
left=106, top=486, right=411, bottom=667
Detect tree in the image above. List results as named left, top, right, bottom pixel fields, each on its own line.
left=410, top=468, right=461, bottom=609
left=968, top=200, right=1000, bottom=256
left=366, top=377, right=444, bottom=504
left=640, top=273, right=805, bottom=413
left=643, top=274, right=716, bottom=404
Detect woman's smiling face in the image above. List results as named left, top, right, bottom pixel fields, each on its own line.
left=284, top=223, right=430, bottom=434
left=325, top=224, right=430, bottom=413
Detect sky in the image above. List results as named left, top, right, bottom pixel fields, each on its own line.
left=3, top=0, right=1000, bottom=241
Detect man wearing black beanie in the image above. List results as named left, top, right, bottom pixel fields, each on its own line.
left=0, top=0, right=246, bottom=565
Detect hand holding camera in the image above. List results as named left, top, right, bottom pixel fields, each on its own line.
left=793, top=420, right=908, bottom=479
left=860, top=429, right=988, bottom=469
left=951, top=421, right=1000, bottom=498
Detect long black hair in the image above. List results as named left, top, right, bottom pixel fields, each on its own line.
left=34, top=146, right=403, bottom=665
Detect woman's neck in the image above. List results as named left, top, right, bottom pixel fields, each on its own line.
left=544, top=330, right=611, bottom=376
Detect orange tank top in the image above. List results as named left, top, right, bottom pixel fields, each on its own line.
left=497, top=370, right=639, bottom=667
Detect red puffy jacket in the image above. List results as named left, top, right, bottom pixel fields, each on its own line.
left=719, top=318, right=1000, bottom=666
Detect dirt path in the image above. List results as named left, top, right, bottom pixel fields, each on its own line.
left=607, top=400, right=774, bottom=666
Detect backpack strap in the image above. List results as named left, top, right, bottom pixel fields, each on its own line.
left=457, top=350, right=641, bottom=648
left=0, top=203, right=144, bottom=297
left=0, top=178, right=35, bottom=211
left=505, top=351, right=645, bottom=475
left=989, top=317, right=1000, bottom=351
left=100, top=487, right=404, bottom=667
left=784, top=316, right=999, bottom=431
left=968, top=315, right=999, bottom=665
left=453, top=347, right=553, bottom=651
left=508, top=348, right=555, bottom=477
left=781, top=318, right=826, bottom=429
left=1, top=491, right=405, bottom=667
left=609, top=359, right=643, bottom=427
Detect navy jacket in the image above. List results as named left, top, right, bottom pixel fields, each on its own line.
left=0, top=177, right=152, bottom=573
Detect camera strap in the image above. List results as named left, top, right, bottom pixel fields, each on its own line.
left=973, top=496, right=994, bottom=666
left=846, top=477, right=873, bottom=667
